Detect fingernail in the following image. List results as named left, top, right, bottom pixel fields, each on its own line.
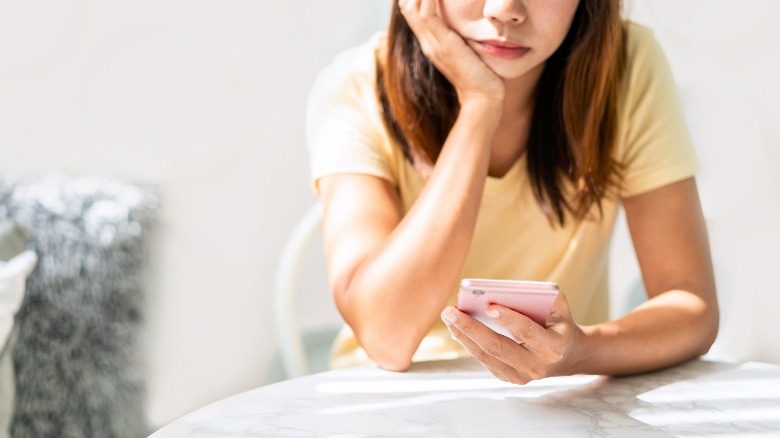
left=486, top=308, right=500, bottom=318
left=442, top=309, right=457, bottom=324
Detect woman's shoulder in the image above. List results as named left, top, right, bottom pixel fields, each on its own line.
left=622, top=20, right=667, bottom=74
left=618, top=20, right=675, bottom=116
left=619, top=20, right=681, bottom=112
left=615, top=21, right=699, bottom=197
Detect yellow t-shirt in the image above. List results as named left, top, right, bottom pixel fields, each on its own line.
left=305, top=22, right=699, bottom=368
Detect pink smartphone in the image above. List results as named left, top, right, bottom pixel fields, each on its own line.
left=456, top=278, right=559, bottom=338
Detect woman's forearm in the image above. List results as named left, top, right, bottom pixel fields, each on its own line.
left=342, top=99, right=503, bottom=370
left=572, top=289, right=719, bottom=376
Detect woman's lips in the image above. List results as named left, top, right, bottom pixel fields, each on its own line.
left=475, top=40, right=530, bottom=59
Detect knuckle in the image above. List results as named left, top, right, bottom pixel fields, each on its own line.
left=542, top=342, right=566, bottom=366
left=519, top=326, right=536, bottom=343
left=472, top=348, right=492, bottom=364
left=417, top=7, right=433, bottom=20
left=549, top=349, right=565, bottom=366
left=547, top=313, right=565, bottom=326
left=451, top=332, right=467, bottom=343
left=512, top=374, right=532, bottom=385
left=527, top=365, right=547, bottom=381
left=420, top=44, right=438, bottom=59
left=458, top=321, right=474, bottom=337
left=422, top=43, right=440, bottom=60
left=448, top=327, right=466, bottom=341
left=483, top=339, right=505, bottom=357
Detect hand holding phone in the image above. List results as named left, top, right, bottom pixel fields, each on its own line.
left=456, top=279, right=559, bottom=339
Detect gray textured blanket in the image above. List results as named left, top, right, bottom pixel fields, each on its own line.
left=0, top=175, right=158, bottom=438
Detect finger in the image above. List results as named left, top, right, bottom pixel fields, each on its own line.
left=445, top=318, right=535, bottom=385
left=398, top=0, right=421, bottom=21
left=443, top=307, right=516, bottom=360
left=443, top=309, right=533, bottom=372
left=445, top=322, right=512, bottom=382
left=417, top=2, right=454, bottom=41
left=476, top=358, right=515, bottom=384
left=419, top=0, right=435, bottom=18
left=398, top=0, right=435, bottom=53
left=485, top=305, right=554, bottom=353
left=547, top=291, right=574, bottom=328
left=400, top=0, right=453, bottom=47
left=398, top=0, right=421, bottom=23
left=489, top=303, right=578, bottom=376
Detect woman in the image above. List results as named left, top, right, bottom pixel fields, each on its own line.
left=306, top=0, right=719, bottom=382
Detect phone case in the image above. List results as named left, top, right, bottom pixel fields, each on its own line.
left=456, top=278, right=559, bottom=339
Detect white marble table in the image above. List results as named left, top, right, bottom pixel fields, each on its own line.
left=152, top=358, right=780, bottom=437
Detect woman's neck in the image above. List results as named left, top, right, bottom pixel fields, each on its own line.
left=501, top=62, right=545, bottom=124
left=485, top=63, right=546, bottom=178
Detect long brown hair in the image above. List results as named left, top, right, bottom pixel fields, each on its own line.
left=376, top=0, right=627, bottom=226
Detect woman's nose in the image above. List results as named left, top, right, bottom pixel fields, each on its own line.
left=483, top=0, right=527, bottom=25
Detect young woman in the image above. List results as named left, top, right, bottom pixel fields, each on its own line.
left=306, top=0, right=719, bottom=382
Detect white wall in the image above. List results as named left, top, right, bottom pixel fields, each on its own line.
left=1, top=0, right=778, bottom=429
left=613, top=1, right=780, bottom=363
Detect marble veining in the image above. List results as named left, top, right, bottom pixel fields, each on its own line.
left=152, top=359, right=780, bottom=437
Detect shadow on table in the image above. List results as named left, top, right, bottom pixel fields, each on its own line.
left=541, top=359, right=780, bottom=435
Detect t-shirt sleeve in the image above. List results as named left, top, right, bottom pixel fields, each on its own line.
left=618, top=24, right=699, bottom=198
left=305, top=45, right=396, bottom=196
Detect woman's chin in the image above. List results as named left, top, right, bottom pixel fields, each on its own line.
left=485, top=61, right=545, bottom=84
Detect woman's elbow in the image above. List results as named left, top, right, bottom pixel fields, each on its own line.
left=357, top=328, right=418, bottom=372
left=696, top=304, right=720, bottom=356
left=374, top=353, right=413, bottom=372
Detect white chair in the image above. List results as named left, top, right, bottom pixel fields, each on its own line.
left=273, top=203, right=342, bottom=379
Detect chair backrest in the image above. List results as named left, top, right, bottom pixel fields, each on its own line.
left=273, top=203, right=341, bottom=378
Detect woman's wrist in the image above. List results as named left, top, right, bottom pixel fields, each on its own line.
left=460, top=95, right=504, bottom=113
left=458, top=97, right=504, bottom=130
left=565, top=324, right=600, bottom=376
